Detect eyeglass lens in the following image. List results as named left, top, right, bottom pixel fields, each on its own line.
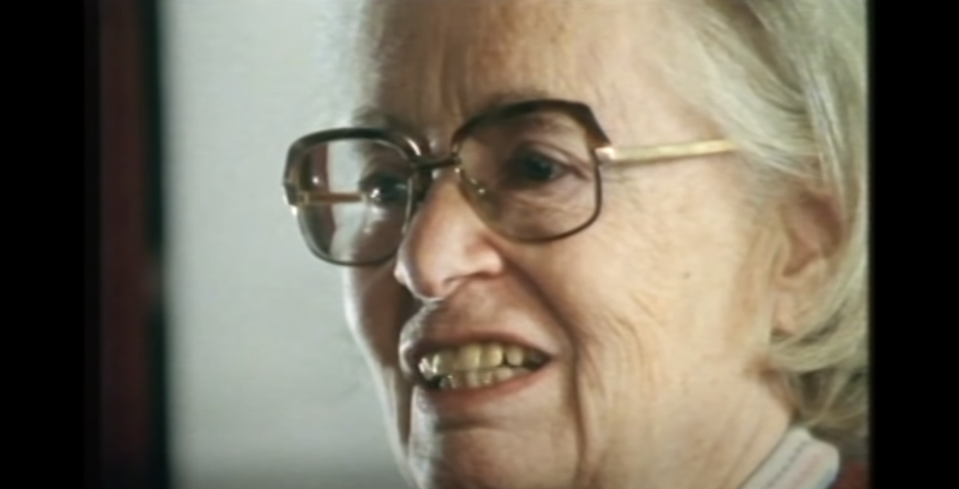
left=294, top=106, right=601, bottom=264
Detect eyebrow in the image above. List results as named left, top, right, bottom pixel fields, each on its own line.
left=350, top=107, right=409, bottom=130
left=350, top=88, right=558, bottom=130
left=470, top=88, right=555, bottom=116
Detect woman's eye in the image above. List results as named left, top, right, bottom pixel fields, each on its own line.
left=511, top=150, right=570, bottom=183
left=359, top=172, right=409, bottom=206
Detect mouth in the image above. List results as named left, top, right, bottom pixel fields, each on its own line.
left=417, top=342, right=550, bottom=391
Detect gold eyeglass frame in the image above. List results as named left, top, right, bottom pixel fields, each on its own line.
left=283, top=99, right=736, bottom=266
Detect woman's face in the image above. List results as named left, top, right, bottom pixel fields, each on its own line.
left=343, top=1, right=795, bottom=488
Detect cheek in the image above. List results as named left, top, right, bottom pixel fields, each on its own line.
left=344, top=265, right=416, bottom=451
left=344, top=265, right=410, bottom=368
left=516, top=217, right=678, bottom=415
left=529, top=169, right=764, bottom=398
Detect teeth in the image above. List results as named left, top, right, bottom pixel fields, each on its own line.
left=420, top=342, right=548, bottom=391
left=438, top=375, right=459, bottom=390
left=505, top=345, right=525, bottom=367
left=454, top=344, right=482, bottom=371
left=479, top=370, right=495, bottom=386
left=493, top=366, right=516, bottom=383
left=435, top=367, right=532, bottom=391
left=480, top=343, right=503, bottom=368
left=434, top=350, right=456, bottom=375
left=418, top=357, right=433, bottom=377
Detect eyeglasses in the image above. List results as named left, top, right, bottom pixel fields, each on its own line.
left=282, top=99, right=735, bottom=266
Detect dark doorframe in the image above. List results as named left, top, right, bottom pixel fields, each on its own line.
left=96, top=0, right=167, bottom=487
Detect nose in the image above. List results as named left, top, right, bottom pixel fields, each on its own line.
left=393, top=171, right=505, bottom=301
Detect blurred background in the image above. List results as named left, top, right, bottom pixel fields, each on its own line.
left=96, top=1, right=408, bottom=488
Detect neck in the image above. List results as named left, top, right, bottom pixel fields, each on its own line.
left=588, top=396, right=793, bottom=489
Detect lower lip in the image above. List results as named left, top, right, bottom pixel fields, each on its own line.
left=414, top=362, right=554, bottom=413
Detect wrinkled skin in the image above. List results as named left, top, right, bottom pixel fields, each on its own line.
left=340, top=1, right=830, bottom=488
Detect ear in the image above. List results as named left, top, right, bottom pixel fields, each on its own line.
left=770, top=189, right=843, bottom=336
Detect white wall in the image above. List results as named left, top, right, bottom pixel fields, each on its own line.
left=161, top=1, right=408, bottom=488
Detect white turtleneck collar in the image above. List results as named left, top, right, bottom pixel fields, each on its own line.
left=738, top=427, right=840, bottom=489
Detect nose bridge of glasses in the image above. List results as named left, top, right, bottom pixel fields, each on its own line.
left=412, top=153, right=459, bottom=171
left=406, top=153, right=458, bottom=197
left=405, top=154, right=490, bottom=227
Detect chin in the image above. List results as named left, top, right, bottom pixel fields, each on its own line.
left=401, top=422, right=577, bottom=489
left=394, top=354, right=579, bottom=488
left=406, top=439, right=572, bottom=489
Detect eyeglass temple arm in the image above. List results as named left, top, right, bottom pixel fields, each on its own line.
left=287, top=141, right=734, bottom=205
left=292, top=192, right=363, bottom=205
left=597, top=139, right=736, bottom=165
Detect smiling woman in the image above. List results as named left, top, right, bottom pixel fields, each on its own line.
left=282, top=1, right=868, bottom=489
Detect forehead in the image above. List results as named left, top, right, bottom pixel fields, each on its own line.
left=356, top=0, right=678, bottom=142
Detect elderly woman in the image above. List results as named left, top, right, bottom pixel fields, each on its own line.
left=282, top=0, right=868, bottom=488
